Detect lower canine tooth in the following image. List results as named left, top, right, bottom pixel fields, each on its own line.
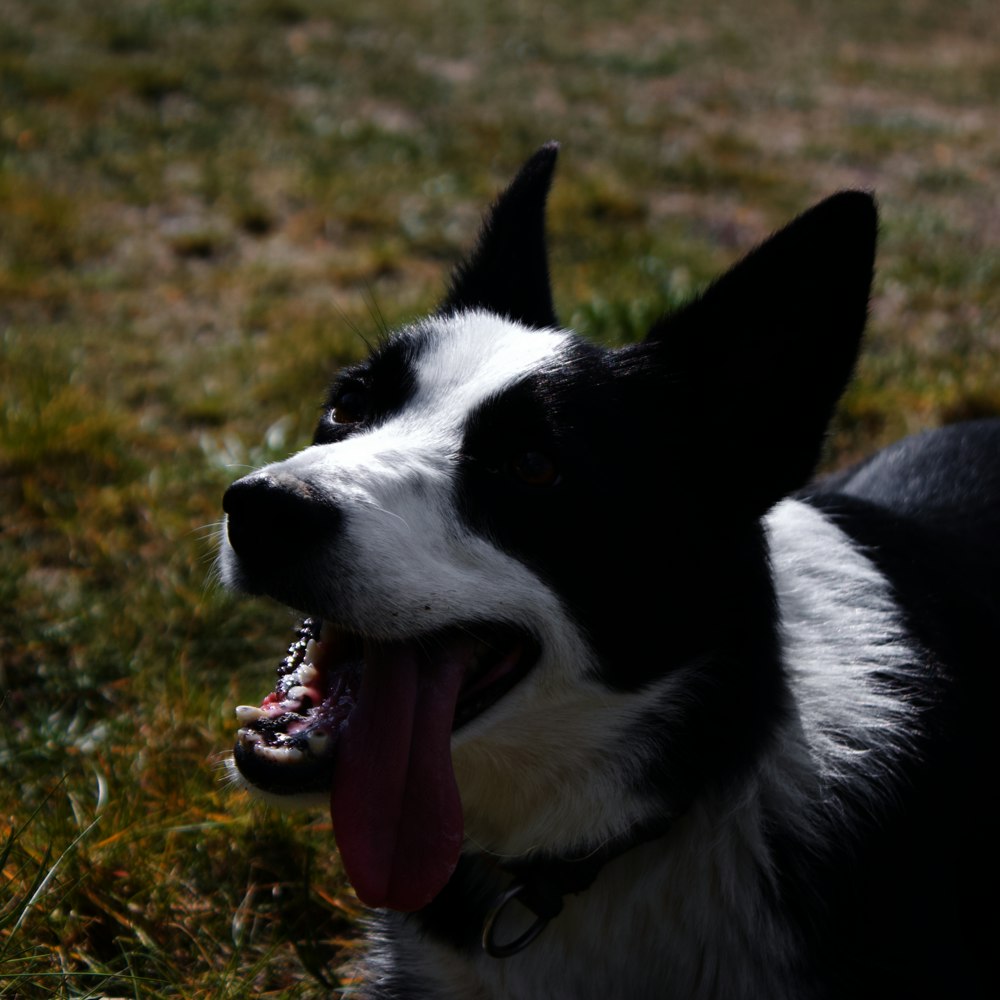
left=307, top=730, right=330, bottom=755
left=235, top=705, right=264, bottom=723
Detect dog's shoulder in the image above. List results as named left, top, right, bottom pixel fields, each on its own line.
left=764, top=489, right=997, bottom=998
left=773, top=475, right=1000, bottom=723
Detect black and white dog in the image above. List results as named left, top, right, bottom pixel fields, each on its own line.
left=219, top=145, right=997, bottom=999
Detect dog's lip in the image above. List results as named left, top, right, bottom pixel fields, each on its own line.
left=231, top=618, right=538, bottom=795
left=452, top=627, right=538, bottom=729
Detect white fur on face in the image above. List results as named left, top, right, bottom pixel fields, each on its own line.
left=222, top=310, right=572, bottom=636
left=221, top=311, right=672, bottom=852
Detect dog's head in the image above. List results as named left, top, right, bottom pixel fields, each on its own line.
left=219, top=144, right=876, bottom=912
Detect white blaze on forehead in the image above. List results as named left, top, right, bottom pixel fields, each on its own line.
left=408, top=310, right=570, bottom=426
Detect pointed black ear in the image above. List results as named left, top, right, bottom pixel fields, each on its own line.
left=643, top=191, right=877, bottom=513
left=439, top=143, right=560, bottom=329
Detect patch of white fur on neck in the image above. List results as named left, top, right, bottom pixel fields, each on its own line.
left=411, top=309, right=569, bottom=417
left=766, top=498, right=920, bottom=794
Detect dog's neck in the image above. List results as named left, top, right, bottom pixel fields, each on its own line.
left=400, top=500, right=925, bottom=986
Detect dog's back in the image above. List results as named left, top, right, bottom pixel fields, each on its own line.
left=825, top=418, right=1000, bottom=561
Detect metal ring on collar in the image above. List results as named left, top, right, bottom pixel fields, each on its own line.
left=481, top=882, right=552, bottom=958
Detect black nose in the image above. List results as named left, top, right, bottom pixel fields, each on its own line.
left=223, top=473, right=340, bottom=573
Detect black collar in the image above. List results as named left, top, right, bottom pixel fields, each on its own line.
left=475, top=817, right=674, bottom=958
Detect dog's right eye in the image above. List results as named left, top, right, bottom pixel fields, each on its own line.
left=331, top=389, right=369, bottom=425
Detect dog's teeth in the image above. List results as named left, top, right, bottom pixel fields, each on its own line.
left=283, top=685, right=320, bottom=712
left=297, top=662, right=318, bottom=684
left=253, top=744, right=305, bottom=764
left=235, top=705, right=264, bottom=723
left=307, top=729, right=330, bottom=756
left=304, top=639, right=318, bottom=662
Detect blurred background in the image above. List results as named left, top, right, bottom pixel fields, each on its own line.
left=2, top=0, right=998, bottom=995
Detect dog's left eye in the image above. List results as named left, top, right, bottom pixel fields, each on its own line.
left=331, top=389, right=369, bottom=425
left=512, top=451, right=559, bottom=487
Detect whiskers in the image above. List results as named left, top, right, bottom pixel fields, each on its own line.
left=190, top=518, right=230, bottom=591
left=191, top=517, right=227, bottom=546
left=211, top=750, right=245, bottom=791
left=332, top=283, right=391, bottom=359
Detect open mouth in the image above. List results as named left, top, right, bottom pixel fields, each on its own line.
left=232, top=616, right=537, bottom=912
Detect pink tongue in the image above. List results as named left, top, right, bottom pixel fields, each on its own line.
left=331, top=638, right=467, bottom=911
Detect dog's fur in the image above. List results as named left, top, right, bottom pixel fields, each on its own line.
left=219, top=145, right=997, bottom=999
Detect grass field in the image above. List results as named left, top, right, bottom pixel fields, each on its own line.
left=2, top=0, right=998, bottom=995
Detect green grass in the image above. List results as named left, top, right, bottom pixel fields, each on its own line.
left=2, top=0, right=999, bottom=994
